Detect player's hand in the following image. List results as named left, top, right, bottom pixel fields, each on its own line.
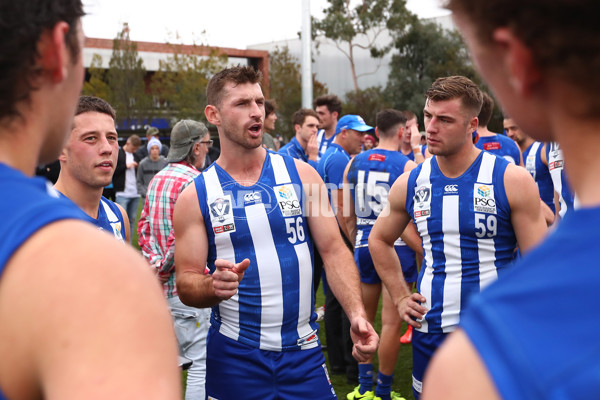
left=398, top=292, right=428, bottom=329
left=307, top=132, right=319, bottom=161
left=409, top=123, right=421, bottom=150
left=349, top=316, right=379, bottom=362
left=212, top=258, right=250, bottom=300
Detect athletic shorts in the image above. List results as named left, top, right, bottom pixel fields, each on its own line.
left=206, top=327, right=337, bottom=400
left=354, top=245, right=418, bottom=284
left=411, top=330, right=449, bottom=400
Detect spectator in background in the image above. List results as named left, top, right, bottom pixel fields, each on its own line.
left=262, top=99, right=278, bottom=150
left=115, top=134, right=141, bottom=242
left=136, top=126, right=169, bottom=160
left=363, top=134, right=376, bottom=151
left=137, top=138, right=168, bottom=198
left=138, top=119, right=212, bottom=400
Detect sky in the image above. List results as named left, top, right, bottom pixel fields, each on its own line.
left=82, top=0, right=450, bottom=49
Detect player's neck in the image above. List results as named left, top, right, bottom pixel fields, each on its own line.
left=215, top=143, right=267, bottom=186
left=518, top=137, right=535, bottom=152
left=0, top=110, right=49, bottom=176
left=377, top=138, right=400, bottom=151
left=477, top=127, right=495, bottom=137
left=556, top=117, right=600, bottom=207
left=399, top=141, right=412, bottom=154
left=296, top=134, right=308, bottom=150
left=324, top=125, right=336, bottom=139
left=54, top=174, right=103, bottom=219
left=436, top=144, right=481, bottom=179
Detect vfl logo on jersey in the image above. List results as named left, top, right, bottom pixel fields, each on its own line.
left=297, top=329, right=319, bottom=348
left=549, top=160, right=564, bottom=171
left=243, top=191, right=262, bottom=204
left=274, top=184, right=302, bottom=217
left=110, top=221, right=125, bottom=243
left=413, top=184, right=432, bottom=219
left=210, top=195, right=236, bottom=234
left=444, top=184, right=458, bottom=195
left=473, top=184, right=497, bottom=214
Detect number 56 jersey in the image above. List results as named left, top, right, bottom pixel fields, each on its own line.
left=194, top=152, right=318, bottom=352
left=405, top=151, right=516, bottom=334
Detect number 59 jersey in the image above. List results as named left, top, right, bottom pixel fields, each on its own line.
left=405, top=151, right=517, bottom=334
left=194, top=152, right=318, bottom=352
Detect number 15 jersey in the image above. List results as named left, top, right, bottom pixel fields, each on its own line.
left=405, top=151, right=516, bottom=334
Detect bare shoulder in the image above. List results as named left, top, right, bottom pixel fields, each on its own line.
left=423, top=330, right=501, bottom=400
left=504, top=163, right=539, bottom=202
left=0, top=220, right=180, bottom=399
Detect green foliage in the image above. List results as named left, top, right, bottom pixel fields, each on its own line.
left=385, top=19, right=482, bottom=123
left=312, top=0, right=416, bottom=91
left=342, top=86, right=391, bottom=126
left=82, top=54, right=110, bottom=100
left=107, top=23, right=152, bottom=128
left=268, top=46, right=328, bottom=141
left=151, top=43, right=228, bottom=124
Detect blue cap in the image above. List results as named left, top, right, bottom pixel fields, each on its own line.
left=335, top=114, right=374, bottom=135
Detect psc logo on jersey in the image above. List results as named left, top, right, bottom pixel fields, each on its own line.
left=110, top=221, right=124, bottom=243
left=414, top=184, right=432, bottom=219
left=274, top=184, right=302, bottom=217
left=473, top=184, right=497, bottom=214
left=209, top=195, right=236, bottom=234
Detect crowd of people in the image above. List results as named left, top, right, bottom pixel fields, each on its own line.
left=0, top=0, right=597, bottom=400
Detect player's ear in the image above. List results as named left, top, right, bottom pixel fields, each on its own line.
left=205, top=105, right=220, bottom=126
left=37, top=21, right=71, bottom=84
left=493, top=27, right=541, bottom=97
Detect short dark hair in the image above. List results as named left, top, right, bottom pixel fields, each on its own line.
left=292, top=108, right=319, bottom=127
left=206, top=65, right=263, bottom=108
left=478, top=92, right=494, bottom=127
left=313, top=94, right=342, bottom=116
left=265, top=99, right=277, bottom=117
left=76, top=96, right=116, bottom=121
left=425, top=76, right=483, bottom=118
left=127, top=134, right=141, bottom=147
left=0, top=0, right=85, bottom=122
left=376, top=109, right=407, bottom=138
left=445, top=0, right=599, bottom=112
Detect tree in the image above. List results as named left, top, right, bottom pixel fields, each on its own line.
left=107, top=23, right=152, bottom=129
left=342, top=86, right=391, bottom=126
left=385, top=19, right=481, bottom=123
left=82, top=54, right=110, bottom=100
left=268, top=46, right=328, bottom=140
left=312, top=0, right=416, bottom=91
left=151, top=42, right=228, bottom=124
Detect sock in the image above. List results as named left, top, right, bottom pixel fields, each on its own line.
left=358, top=363, right=374, bottom=394
left=375, top=371, right=394, bottom=400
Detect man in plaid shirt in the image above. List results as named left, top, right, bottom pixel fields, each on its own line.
left=138, top=119, right=212, bottom=400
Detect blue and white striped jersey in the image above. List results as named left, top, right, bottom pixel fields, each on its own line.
left=194, top=152, right=318, bottom=352
left=347, top=149, right=411, bottom=248
left=405, top=152, right=517, bottom=333
left=547, top=142, right=577, bottom=218
left=523, top=141, right=555, bottom=213
left=316, top=129, right=337, bottom=162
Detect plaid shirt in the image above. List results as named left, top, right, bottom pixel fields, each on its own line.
left=138, top=161, right=200, bottom=298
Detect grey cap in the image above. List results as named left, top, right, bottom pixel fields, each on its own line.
left=146, top=126, right=160, bottom=137
left=167, top=120, right=209, bottom=163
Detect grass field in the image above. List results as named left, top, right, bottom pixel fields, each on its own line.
left=132, top=201, right=415, bottom=400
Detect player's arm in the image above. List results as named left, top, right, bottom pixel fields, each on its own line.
left=174, top=183, right=249, bottom=309
left=115, top=202, right=130, bottom=243
left=504, top=164, right=548, bottom=253
left=0, top=221, right=181, bottom=399
left=342, top=160, right=357, bottom=244
left=422, top=330, right=501, bottom=400
left=297, top=161, right=378, bottom=362
left=370, top=172, right=427, bottom=327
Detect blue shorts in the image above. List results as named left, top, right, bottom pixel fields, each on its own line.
left=206, top=327, right=337, bottom=400
left=411, top=330, right=448, bottom=400
left=354, top=245, right=418, bottom=284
